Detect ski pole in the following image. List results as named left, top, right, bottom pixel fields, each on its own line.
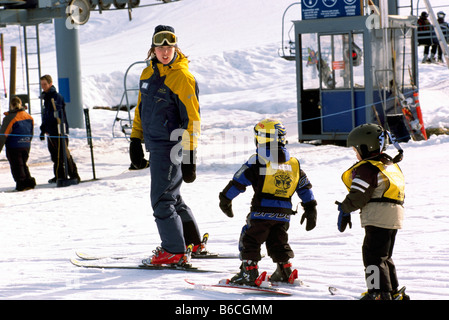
left=83, top=108, right=96, bottom=180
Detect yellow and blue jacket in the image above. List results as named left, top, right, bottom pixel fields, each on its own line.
left=221, top=147, right=315, bottom=222
left=131, top=52, right=200, bottom=151
left=0, top=108, right=34, bottom=153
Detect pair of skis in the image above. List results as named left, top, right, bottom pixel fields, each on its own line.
left=72, top=251, right=401, bottom=298
left=70, top=250, right=299, bottom=296
left=71, top=233, right=235, bottom=272
left=70, top=248, right=236, bottom=273
left=185, top=270, right=302, bottom=296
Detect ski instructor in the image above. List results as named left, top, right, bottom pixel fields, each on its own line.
left=131, top=25, right=203, bottom=266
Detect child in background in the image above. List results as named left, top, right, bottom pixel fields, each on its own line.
left=0, top=96, right=36, bottom=191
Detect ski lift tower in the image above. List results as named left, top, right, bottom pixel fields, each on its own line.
left=0, top=0, right=181, bottom=129
left=291, top=0, right=419, bottom=143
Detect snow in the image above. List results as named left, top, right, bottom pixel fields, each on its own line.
left=1, top=0, right=449, bottom=301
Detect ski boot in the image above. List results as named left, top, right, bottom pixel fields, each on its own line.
left=143, top=244, right=192, bottom=267
left=270, top=262, right=293, bottom=282
left=191, top=233, right=209, bottom=257
left=230, top=260, right=259, bottom=286
left=270, top=262, right=303, bottom=285
left=392, top=286, right=410, bottom=300
left=360, top=290, right=392, bottom=300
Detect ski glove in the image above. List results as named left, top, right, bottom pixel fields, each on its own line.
left=129, top=138, right=149, bottom=169
left=336, top=201, right=352, bottom=232
left=182, top=150, right=197, bottom=183
left=219, top=192, right=234, bottom=218
left=300, top=200, right=317, bottom=231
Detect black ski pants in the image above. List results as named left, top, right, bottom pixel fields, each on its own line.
left=6, top=147, right=32, bottom=183
left=238, top=216, right=294, bottom=263
left=47, top=136, right=78, bottom=180
left=362, top=225, right=399, bottom=293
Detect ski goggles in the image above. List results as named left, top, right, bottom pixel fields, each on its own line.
left=152, top=31, right=177, bottom=46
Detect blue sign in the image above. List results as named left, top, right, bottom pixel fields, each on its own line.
left=301, top=0, right=362, bottom=20
left=58, top=77, right=71, bottom=103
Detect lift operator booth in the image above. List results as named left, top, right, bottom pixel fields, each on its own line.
left=293, top=1, right=418, bottom=143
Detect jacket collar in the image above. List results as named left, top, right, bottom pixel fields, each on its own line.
left=152, top=52, right=188, bottom=76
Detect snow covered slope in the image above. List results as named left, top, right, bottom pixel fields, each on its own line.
left=1, top=0, right=449, bottom=300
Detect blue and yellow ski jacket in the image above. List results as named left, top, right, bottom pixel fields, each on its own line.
left=221, top=147, right=315, bottom=221
left=131, top=52, right=200, bottom=151
left=0, top=108, right=34, bottom=152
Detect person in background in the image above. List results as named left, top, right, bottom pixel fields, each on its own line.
left=39, top=74, right=80, bottom=184
left=417, top=11, right=437, bottom=63
left=0, top=96, right=36, bottom=191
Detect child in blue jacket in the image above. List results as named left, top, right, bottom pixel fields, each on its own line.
left=219, top=119, right=317, bottom=286
left=0, top=96, right=36, bottom=191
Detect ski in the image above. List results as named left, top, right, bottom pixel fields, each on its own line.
left=75, top=233, right=239, bottom=261
left=75, top=251, right=238, bottom=261
left=185, top=277, right=292, bottom=296
left=328, top=286, right=361, bottom=299
left=70, top=258, right=215, bottom=273
left=75, top=252, right=131, bottom=260
left=328, top=286, right=341, bottom=295
left=329, top=285, right=407, bottom=300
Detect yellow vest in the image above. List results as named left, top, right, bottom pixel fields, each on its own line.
left=261, top=157, right=300, bottom=199
left=342, top=159, right=405, bottom=204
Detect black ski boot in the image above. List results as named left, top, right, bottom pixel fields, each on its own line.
left=270, top=262, right=293, bottom=282
left=230, top=260, right=259, bottom=286
left=392, top=287, right=410, bottom=300
left=360, top=290, right=392, bottom=300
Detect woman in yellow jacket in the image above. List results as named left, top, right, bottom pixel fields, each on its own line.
left=130, top=25, right=202, bottom=266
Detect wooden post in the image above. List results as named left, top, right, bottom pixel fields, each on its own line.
left=9, top=46, right=17, bottom=104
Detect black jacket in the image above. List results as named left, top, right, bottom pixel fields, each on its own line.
left=40, top=86, right=69, bottom=137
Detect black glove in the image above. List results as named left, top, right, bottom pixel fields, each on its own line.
left=181, top=150, right=196, bottom=183
left=300, top=200, right=317, bottom=231
left=39, top=132, right=45, bottom=141
left=129, top=138, right=149, bottom=169
left=219, top=192, right=234, bottom=218
left=336, top=201, right=352, bottom=232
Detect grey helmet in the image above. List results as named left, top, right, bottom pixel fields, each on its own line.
left=347, top=123, right=386, bottom=159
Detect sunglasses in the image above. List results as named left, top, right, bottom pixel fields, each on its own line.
left=153, top=31, right=177, bottom=46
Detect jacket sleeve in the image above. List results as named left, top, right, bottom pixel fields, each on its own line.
left=130, top=93, right=144, bottom=141
left=221, top=155, right=257, bottom=201
left=341, top=163, right=378, bottom=213
left=0, top=113, right=14, bottom=153
left=171, top=72, right=200, bottom=151
left=295, top=168, right=315, bottom=204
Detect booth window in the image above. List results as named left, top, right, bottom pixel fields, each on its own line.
left=301, top=33, right=320, bottom=90
left=318, top=33, right=364, bottom=90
